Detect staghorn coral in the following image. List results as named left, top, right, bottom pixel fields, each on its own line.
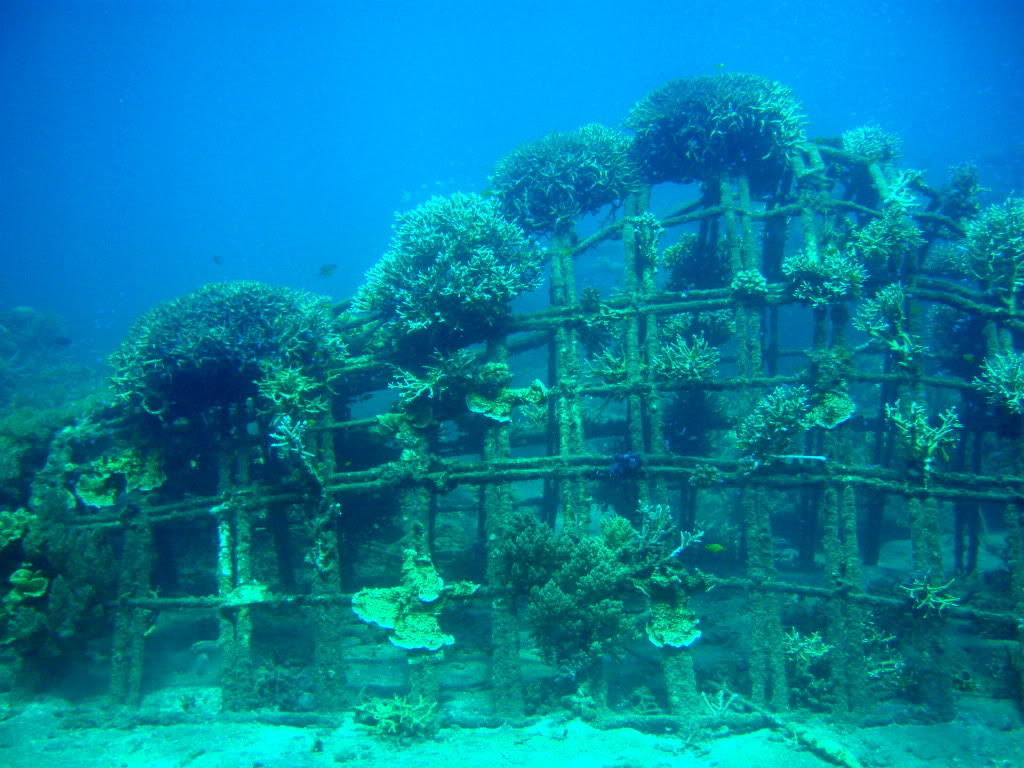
left=962, top=197, right=1024, bottom=307
left=491, top=123, right=637, bottom=235
left=735, top=385, right=812, bottom=468
left=885, top=399, right=960, bottom=476
left=973, top=350, right=1024, bottom=414
left=110, top=281, right=345, bottom=418
left=627, top=73, right=805, bottom=187
left=354, top=694, right=439, bottom=743
left=652, top=334, right=719, bottom=383
left=782, top=244, right=867, bottom=308
left=355, top=193, right=543, bottom=351
left=850, top=207, right=924, bottom=277
left=840, top=123, right=903, bottom=164
left=852, top=283, right=924, bottom=367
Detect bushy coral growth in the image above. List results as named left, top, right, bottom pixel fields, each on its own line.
left=962, top=197, right=1024, bottom=305
left=627, top=73, right=805, bottom=186
left=355, top=193, right=543, bottom=350
left=527, top=531, right=633, bottom=674
left=841, top=123, right=903, bottom=164
left=736, top=385, right=812, bottom=468
left=783, top=244, right=868, bottom=308
left=974, top=351, right=1024, bottom=414
left=110, top=281, right=345, bottom=418
left=491, top=123, right=636, bottom=235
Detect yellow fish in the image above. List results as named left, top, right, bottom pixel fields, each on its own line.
left=704, top=543, right=726, bottom=553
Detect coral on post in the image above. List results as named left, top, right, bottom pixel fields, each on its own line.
left=355, top=193, right=543, bottom=353
left=490, top=123, right=636, bottom=235
left=782, top=243, right=868, bottom=308
left=735, top=385, right=812, bottom=469
left=110, top=281, right=345, bottom=419
left=963, top=197, right=1024, bottom=309
left=840, top=124, right=903, bottom=164
left=626, top=73, right=805, bottom=188
left=973, top=350, right=1024, bottom=414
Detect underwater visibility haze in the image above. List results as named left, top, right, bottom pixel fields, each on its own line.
left=1, top=1, right=1024, bottom=767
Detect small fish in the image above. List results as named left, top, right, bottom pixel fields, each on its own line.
left=212, top=254, right=224, bottom=265
left=318, top=263, right=338, bottom=279
left=704, top=543, right=726, bottom=553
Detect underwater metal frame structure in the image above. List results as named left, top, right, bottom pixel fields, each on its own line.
left=84, top=138, right=1024, bottom=739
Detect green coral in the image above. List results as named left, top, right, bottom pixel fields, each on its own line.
left=354, top=694, right=439, bottom=742
left=729, top=268, right=769, bottom=301
left=351, top=546, right=478, bottom=652
left=736, top=385, right=812, bottom=468
left=465, top=378, right=547, bottom=423
left=840, top=123, right=903, bottom=164
left=852, top=283, right=924, bottom=366
left=973, top=350, right=1024, bottom=414
left=6, top=567, right=48, bottom=601
left=645, top=595, right=701, bottom=649
left=256, top=365, right=329, bottom=420
left=653, top=334, right=719, bottom=383
left=72, top=447, right=165, bottom=509
left=627, top=73, right=805, bottom=186
left=491, top=123, right=636, bottom=234
left=491, top=509, right=561, bottom=597
left=527, top=531, right=633, bottom=674
left=963, top=197, right=1024, bottom=307
left=782, top=244, right=867, bottom=307
left=0, top=507, right=37, bottom=551
left=851, top=207, right=924, bottom=275
left=110, top=281, right=345, bottom=418
left=809, top=391, right=856, bottom=430
left=523, top=505, right=707, bottom=675
left=355, top=193, right=543, bottom=351
left=885, top=399, right=960, bottom=476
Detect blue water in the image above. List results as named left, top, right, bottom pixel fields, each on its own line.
left=1, top=0, right=1021, bottom=360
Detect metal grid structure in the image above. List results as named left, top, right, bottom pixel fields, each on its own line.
left=45, top=101, right=1023, bottom=737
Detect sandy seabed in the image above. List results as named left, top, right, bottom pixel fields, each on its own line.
left=1, top=695, right=1022, bottom=768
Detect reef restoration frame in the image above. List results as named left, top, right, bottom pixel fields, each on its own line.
left=34, top=78, right=1024, bottom=740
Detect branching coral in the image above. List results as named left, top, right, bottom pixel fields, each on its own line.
left=355, top=193, right=543, bottom=350
left=627, top=73, right=805, bottom=186
left=653, top=334, right=719, bottom=383
left=840, top=123, right=903, bottom=164
left=885, top=399, right=960, bottom=476
left=735, top=385, right=812, bottom=468
left=527, top=531, right=633, bottom=675
left=962, top=197, right=1024, bottom=308
left=110, top=281, right=345, bottom=419
left=973, top=350, right=1024, bottom=414
left=852, top=283, right=924, bottom=366
left=850, top=207, right=924, bottom=276
left=782, top=244, right=867, bottom=308
left=491, top=123, right=636, bottom=235
left=354, top=694, right=439, bottom=742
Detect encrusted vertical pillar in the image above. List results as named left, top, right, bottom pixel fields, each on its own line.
left=109, top=505, right=154, bottom=706
left=216, top=496, right=257, bottom=710
left=548, top=226, right=587, bottom=527
left=822, top=481, right=867, bottom=718
left=663, top=646, right=700, bottom=717
left=725, top=176, right=787, bottom=710
left=482, top=338, right=525, bottom=720
left=311, top=499, right=348, bottom=710
left=623, top=188, right=667, bottom=506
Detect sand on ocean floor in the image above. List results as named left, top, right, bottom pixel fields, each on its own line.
left=1, top=695, right=1022, bottom=768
